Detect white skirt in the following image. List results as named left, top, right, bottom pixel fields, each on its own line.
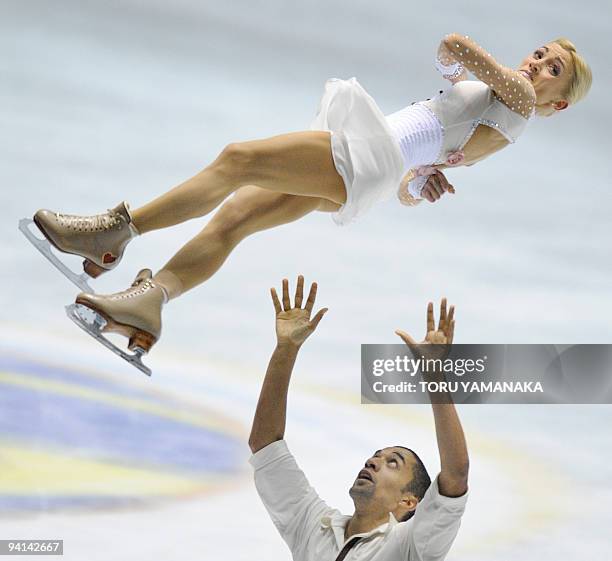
left=310, top=77, right=404, bottom=226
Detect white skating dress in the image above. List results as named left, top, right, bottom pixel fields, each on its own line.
left=310, top=34, right=536, bottom=226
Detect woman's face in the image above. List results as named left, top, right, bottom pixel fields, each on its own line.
left=518, top=43, right=573, bottom=111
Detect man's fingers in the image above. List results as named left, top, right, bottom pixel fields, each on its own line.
left=271, top=288, right=282, bottom=315
left=448, top=319, right=455, bottom=344
left=282, top=278, right=291, bottom=310
left=310, top=307, right=328, bottom=329
left=295, top=275, right=304, bottom=308
left=427, top=302, right=435, bottom=333
left=304, top=282, right=318, bottom=313
left=446, top=305, right=455, bottom=338
left=439, top=298, right=447, bottom=331
left=395, top=329, right=417, bottom=350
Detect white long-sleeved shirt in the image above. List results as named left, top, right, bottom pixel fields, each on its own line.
left=250, top=440, right=467, bottom=561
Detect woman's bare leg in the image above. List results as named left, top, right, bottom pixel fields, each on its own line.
left=131, top=131, right=345, bottom=234
left=153, top=185, right=332, bottom=298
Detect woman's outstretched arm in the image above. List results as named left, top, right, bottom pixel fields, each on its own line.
left=439, top=33, right=536, bottom=118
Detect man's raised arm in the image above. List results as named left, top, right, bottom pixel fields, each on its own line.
left=248, top=275, right=327, bottom=453
left=396, top=299, right=469, bottom=498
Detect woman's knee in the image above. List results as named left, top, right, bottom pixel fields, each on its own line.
left=206, top=196, right=250, bottom=244
left=214, top=142, right=259, bottom=184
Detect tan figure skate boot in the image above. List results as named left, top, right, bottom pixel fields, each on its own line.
left=74, top=268, right=166, bottom=354
left=33, top=201, right=139, bottom=278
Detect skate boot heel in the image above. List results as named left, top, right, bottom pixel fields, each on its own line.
left=66, top=268, right=162, bottom=376
left=128, top=331, right=157, bottom=354
left=83, top=259, right=108, bottom=278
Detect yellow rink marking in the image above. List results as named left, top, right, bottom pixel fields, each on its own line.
left=0, top=442, right=220, bottom=496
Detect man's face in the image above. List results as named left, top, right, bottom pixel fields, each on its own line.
left=349, top=447, right=417, bottom=515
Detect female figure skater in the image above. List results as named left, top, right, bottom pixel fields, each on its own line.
left=25, top=34, right=591, bottom=367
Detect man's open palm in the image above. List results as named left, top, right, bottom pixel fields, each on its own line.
left=395, top=298, right=456, bottom=361
left=271, top=276, right=328, bottom=348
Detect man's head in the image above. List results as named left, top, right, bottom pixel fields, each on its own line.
left=349, top=446, right=431, bottom=522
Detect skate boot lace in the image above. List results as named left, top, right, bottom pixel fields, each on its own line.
left=56, top=209, right=123, bottom=232
left=109, top=275, right=158, bottom=301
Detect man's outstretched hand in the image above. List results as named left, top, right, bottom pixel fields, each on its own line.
left=395, top=298, right=455, bottom=361
left=271, top=276, right=328, bottom=349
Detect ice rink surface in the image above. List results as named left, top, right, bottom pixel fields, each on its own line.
left=2, top=1, right=611, bottom=559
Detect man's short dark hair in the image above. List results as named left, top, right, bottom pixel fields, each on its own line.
left=396, top=446, right=431, bottom=522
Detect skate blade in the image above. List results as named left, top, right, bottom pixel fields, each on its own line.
left=66, top=303, right=152, bottom=376
left=19, top=218, right=95, bottom=293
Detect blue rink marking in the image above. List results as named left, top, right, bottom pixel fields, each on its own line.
left=0, top=495, right=165, bottom=511
left=0, top=356, right=244, bottom=474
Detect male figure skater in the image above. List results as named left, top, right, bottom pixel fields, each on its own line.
left=249, top=276, right=469, bottom=561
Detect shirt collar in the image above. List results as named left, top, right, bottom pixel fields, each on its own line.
left=320, top=512, right=399, bottom=543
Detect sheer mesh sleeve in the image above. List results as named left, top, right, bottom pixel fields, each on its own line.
left=440, top=33, right=536, bottom=118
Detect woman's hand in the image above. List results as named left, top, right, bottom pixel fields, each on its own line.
left=271, top=275, right=328, bottom=349
left=421, top=170, right=456, bottom=203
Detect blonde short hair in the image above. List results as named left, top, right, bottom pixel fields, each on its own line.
left=536, top=38, right=592, bottom=117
